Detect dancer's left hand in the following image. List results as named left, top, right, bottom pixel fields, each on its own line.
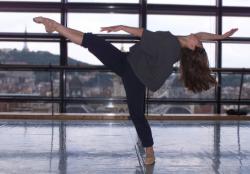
left=100, top=25, right=123, bottom=33
left=222, top=28, right=238, bottom=38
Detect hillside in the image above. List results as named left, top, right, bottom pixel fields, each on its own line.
left=0, top=49, right=88, bottom=65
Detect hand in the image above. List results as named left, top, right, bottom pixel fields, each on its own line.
left=222, top=28, right=238, bottom=39
left=100, top=25, right=123, bottom=33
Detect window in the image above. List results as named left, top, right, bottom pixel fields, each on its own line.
left=67, top=13, right=139, bottom=34
left=0, top=42, right=60, bottom=65
left=147, top=15, right=215, bottom=35
left=148, top=104, right=215, bottom=114
left=0, top=12, right=60, bottom=33
left=0, top=0, right=249, bottom=114
left=0, top=0, right=59, bottom=1
left=0, top=102, right=59, bottom=113
left=149, top=73, right=216, bottom=100
left=66, top=71, right=125, bottom=98
left=222, top=43, right=250, bottom=68
left=66, top=103, right=128, bottom=113
left=203, top=43, right=216, bottom=67
left=223, top=17, right=250, bottom=37
left=68, top=0, right=138, bottom=3
left=0, top=71, right=60, bottom=96
left=223, top=0, right=250, bottom=7
left=147, top=0, right=215, bottom=6
left=221, top=73, right=242, bottom=100
left=68, top=42, right=133, bottom=66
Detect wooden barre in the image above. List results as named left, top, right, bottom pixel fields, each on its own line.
left=0, top=113, right=249, bottom=121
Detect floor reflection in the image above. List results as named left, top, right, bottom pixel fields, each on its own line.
left=59, top=122, right=67, bottom=174
left=0, top=120, right=250, bottom=174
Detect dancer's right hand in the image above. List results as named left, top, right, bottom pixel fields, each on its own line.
left=100, top=25, right=123, bottom=33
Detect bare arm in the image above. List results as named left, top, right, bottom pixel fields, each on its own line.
left=195, top=28, right=238, bottom=41
left=100, top=25, right=144, bottom=37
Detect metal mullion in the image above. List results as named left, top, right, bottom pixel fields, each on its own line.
left=1, top=64, right=250, bottom=72
left=1, top=97, right=250, bottom=105
left=65, top=2, right=139, bottom=14
left=59, top=0, right=67, bottom=113
left=0, top=97, right=61, bottom=102
left=139, top=0, right=148, bottom=117
left=222, top=6, right=250, bottom=16
left=215, top=0, right=222, bottom=114
left=147, top=4, right=217, bottom=16
left=0, top=33, right=60, bottom=40
left=223, top=38, right=250, bottom=42
left=0, top=1, right=62, bottom=12
left=139, top=0, right=147, bottom=28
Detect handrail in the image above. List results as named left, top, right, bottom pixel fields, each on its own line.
left=0, top=113, right=249, bottom=121
left=0, top=64, right=250, bottom=73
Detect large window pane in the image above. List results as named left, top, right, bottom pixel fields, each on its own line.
left=148, top=104, right=215, bottom=114
left=0, top=0, right=59, bottom=1
left=222, top=73, right=250, bottom=100
left=0, top=12, right=60, bottom=33
left=68, top=0, right=138, bottom=3
left=66, top=103, right=128, bottom=113
left=149, top=73, right=216, bottom=99
left=0, top=102, right=59, bottom=113
left=67, top=13, right=138, bottom=34
left=221, top=105, right=250, bottom=114
left=203, top=43, right=216, bottom=67
left=0, top=71, right=59, bottom=97
left=223, top=17, right=250, bottom=37
left=222, top=43, right=250, bottom=68
left=223, top=0, right=250, bottom=7
left=148, top=15, right=215, bottom=35
left=148, top=0, right=215, bottom=6
left=68, top=43, right=133, bottom=65
left=0, top=42, right=60, bottom=65
left=242, top=74, right=250, bottom=100
left=66, top=71, right=125, bottom=97
left=221, top=73, right=242, bottom=100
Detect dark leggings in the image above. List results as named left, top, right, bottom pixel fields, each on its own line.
left=81, top=33, right=153, bottom=147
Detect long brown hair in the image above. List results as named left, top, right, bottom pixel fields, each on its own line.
left=179, top=47, right=217, bottom=93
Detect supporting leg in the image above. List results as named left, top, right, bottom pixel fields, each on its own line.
left=122, top=61, right=155, bottom=165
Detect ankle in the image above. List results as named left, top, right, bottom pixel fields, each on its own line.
left=53, top=22, right=60, bottom=31
left=145, top=146, right=154, bottom=155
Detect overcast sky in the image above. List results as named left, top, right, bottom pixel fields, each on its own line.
left=0, top=1, right=249, bottom=67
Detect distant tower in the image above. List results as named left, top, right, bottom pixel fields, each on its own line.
left=23, top=26, right=29, bottom=52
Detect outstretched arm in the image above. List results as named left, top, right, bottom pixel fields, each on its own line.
left=100, top=25, right=144, bottom=37
left=195, top=28, right=238, bottom=41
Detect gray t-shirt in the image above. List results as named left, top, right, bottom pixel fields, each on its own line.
left=127, top=30, right=181, bottom=91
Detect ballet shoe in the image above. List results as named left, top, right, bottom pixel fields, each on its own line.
left=144, top=153, right=155, bottom=165
left=33, top=16, right=57, bottom=33
left=33, top=16, right=43, bottom=23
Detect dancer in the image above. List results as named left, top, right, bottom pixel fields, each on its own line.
left=33, top=16, right=237, bottom=165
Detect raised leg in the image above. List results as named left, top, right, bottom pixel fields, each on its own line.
left=33, top=16, right=126, bottom=76
left=33, top=16, right=84, bottom=45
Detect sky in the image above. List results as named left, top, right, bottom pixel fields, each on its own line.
left=0, top=1, right=250, bottom=67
